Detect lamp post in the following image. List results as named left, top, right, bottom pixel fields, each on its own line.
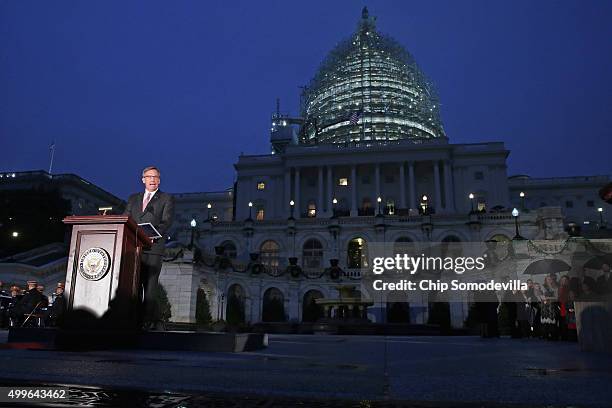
left=377, top=196, right=382, bottom=215
left=332, top=197, right=338, bottom=217
left=289, top=200, right=295, bottom=219
left=598, top=207, right=605, bottom=229
left=207, top=203, right=212, bottom=220
left=519, top=191, right=526, bottom=211
left=421, top=195, right=428, bottom=215
left=512, top=208, right=524, bottom=240
left=190, top=218, right=197, bottom=248
left=248, top=201, right=253, bottom=219
left=468, top=193, right=474, bottom=213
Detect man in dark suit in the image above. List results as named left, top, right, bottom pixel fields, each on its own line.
left=124, top=166, right=175, bottom=330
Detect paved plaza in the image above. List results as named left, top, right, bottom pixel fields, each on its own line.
left=0, top=332, right=611, bottom=407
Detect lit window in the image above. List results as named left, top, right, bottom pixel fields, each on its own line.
left=386, top=199, right=395, bottom=215
left=307, top=202, right=316, bottom=218
left=257, top=181, right=265, bottom=190
left=477, top=202, right=486, bottom=212
left=338, top=178, right=348, bottom=186
left=256, top=208, right=265, bottom=220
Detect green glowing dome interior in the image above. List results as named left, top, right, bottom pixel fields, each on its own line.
left=300, top=8, right=446, bottom=145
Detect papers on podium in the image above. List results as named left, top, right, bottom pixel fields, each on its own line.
left=138, top=223, right=162, bottom=240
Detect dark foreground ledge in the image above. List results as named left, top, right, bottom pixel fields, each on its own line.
left=7, top=328, right=267, bottom=352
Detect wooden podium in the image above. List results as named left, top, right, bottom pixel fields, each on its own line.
left=63, top=215, right=151, bottom=321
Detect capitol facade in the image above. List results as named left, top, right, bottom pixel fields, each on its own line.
left=159, top=8, right=610, bottom=329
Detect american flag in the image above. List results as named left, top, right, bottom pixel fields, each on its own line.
left=348, top=110, right=362, bottom=125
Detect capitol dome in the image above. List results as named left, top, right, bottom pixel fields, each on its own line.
left=300, top=8, right=446, bottom=145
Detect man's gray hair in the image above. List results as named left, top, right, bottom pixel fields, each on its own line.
left=142, top=166, right=161, bottom=177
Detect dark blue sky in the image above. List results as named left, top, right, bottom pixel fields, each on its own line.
left=1, top=1, right=611, bottom=200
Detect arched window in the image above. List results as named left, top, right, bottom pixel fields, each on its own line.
left=226, top=284, right=245, bottom=324
left=490, top=234, right=510, bottom=243
left=302, top=239, right=323, bottom=269
left=260, top=240, right=280, bottom=274
left=393, top=236, right=413, bottom=256
left=347, top=237, right=368, bottom=269
left=220, top=240, right=237, bottom=259
left=302, top=290, right=324, bottom=322
left=441, top=235, right=461, bottom=258
left=262, top=287, right=286, bottom=322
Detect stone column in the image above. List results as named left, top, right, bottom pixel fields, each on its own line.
left=284, top=169, right=291, bottom=218
left=294, top=167, right=301, bottom=217
left=317, top=166, right=323, bottom=217
left=443, top=161, right=455, bottom=213
left=350, top=164, right=357, bottom=216
left=326, top=165, right=333, bottom=217
left=399, top=162, right=406, bottom=209
left=433, top=161, right=441, bottom=212
left=408, top=162, right=416, bottom=210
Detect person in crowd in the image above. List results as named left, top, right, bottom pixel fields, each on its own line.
left=569, top=277, right=582, bottom=299
left=8, top=280, right=46, bottom=327
left=531, top=282, right=543, bottom=337
left=558, top=275, right=570, bottom=340
left=46, top=282, right=66, bottom=327
left=0, top=281, right=10, bottom=328
left=501, top=276, right=520, bottom=338
left=581, top=276, right=597, bottom=299
left=566, top=288, right=577, bottom=341
left=596, top=263, right=612, bottom=294
left=540, top=274, right=559, bottom=340
left=523, top=280, right=536, bottom=337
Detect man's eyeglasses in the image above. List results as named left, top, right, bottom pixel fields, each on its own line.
left=143, top=175, right=160, bottom=179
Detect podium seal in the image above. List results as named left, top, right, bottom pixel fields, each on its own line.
left=78, top=247, right=111, bottom=281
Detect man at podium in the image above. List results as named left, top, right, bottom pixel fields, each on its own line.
left=124, top=166, right=175, bottom=330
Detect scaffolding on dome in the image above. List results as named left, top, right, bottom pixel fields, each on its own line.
left=299, top=7, right=446, bottom=146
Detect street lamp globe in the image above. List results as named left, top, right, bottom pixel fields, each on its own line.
left=512, top=208, right=519, bottom=217
left=190, top=219, right=197, bottom=228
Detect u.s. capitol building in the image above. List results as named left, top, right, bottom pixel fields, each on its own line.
left=160, top=8, right=610, bottom=328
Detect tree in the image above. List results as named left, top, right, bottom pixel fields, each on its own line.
left=195, top=288, right=212, bottom=327
left=155, top=284, right=172, bottom=323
